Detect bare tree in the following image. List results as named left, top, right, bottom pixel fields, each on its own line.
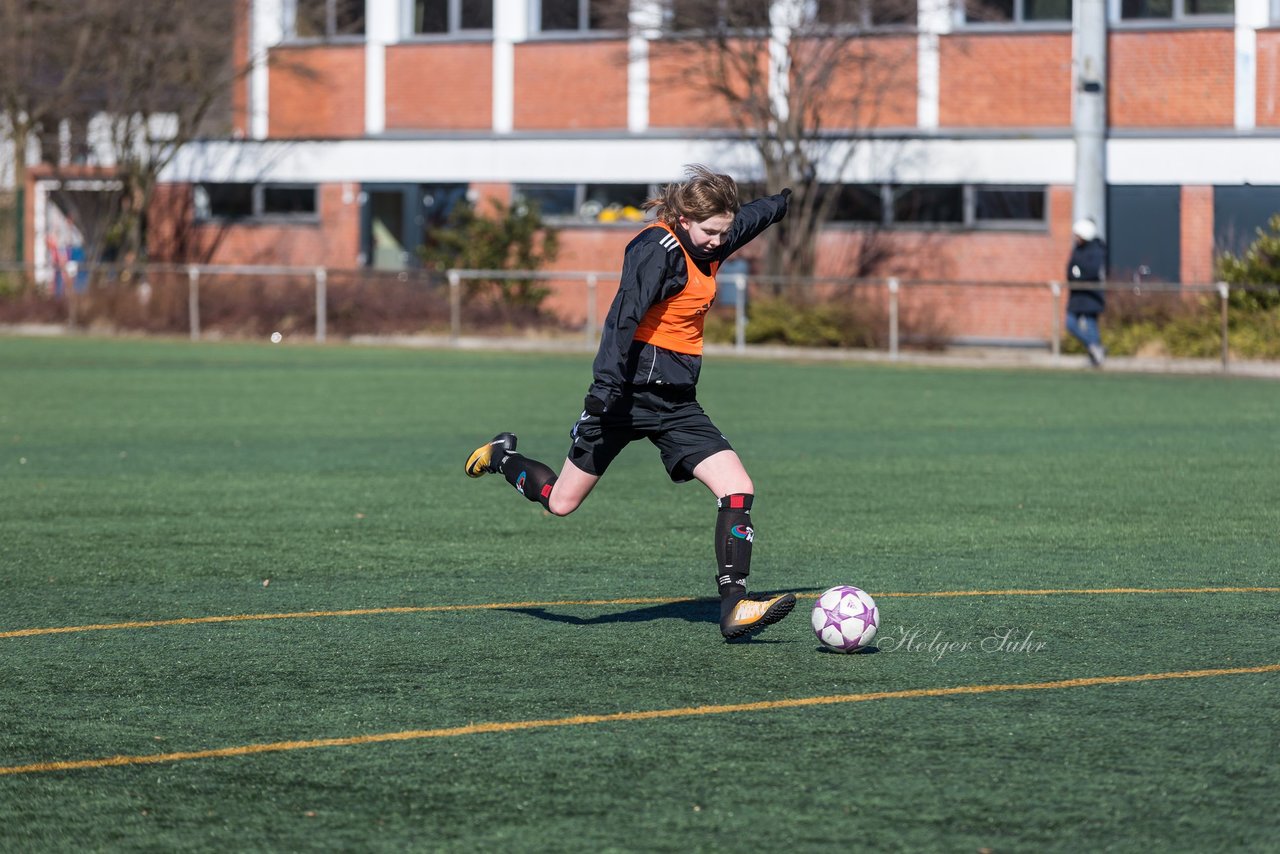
left=0, top=1, right=99, bottom=259
left=644, top=0, right=919, bottom=282
left=0, top=0, right=250, bottom=267
left=89, top=0, right=245, bottom=266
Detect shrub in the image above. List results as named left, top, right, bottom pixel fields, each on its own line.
left=1099, top=289, right=1280, bottom=361
left=704, top=292, right=948, bottom=350
left=419, top=198, right=560, bottom=311
left=1216, top=213, right=1280, bottom=312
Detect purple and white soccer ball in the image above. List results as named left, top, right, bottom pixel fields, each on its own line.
left=811, top=585, right=880, bottom=652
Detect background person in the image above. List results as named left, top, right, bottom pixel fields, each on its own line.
left=1065, top=218, right=1108, bottom=367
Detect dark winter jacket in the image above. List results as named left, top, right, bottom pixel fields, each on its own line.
left=1066, top=238, right=1107, bottom=315
left=585, top=193, right=789, bottom=411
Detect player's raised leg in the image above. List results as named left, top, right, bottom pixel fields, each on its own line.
left=465, top=432, right=598, bottom=516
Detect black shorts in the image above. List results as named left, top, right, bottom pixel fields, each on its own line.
left=566, top=388, right=732, bottom=483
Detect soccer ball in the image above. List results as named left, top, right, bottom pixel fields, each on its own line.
left=811, top=586, right=880, bottom=653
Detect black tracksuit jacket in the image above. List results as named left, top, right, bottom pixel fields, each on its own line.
left=1067, top=238, right=1108, bottom=315
left=585, top=192, right=790, bottom=411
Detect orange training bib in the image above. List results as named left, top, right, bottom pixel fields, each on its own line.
left=634, top=224, right=719, bottom=356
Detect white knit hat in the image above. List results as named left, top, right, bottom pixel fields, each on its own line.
left=1072, top=218, right=1098, bottom=241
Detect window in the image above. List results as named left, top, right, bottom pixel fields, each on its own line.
left=822, top=183, right=1046, bottom=228
left=262, top=185, right=319, bottom=216
left=287, top=0, right=365, bottom=39
left=826, top=185, right=885, bottom=223
left=814, top=0, right=916, bottom=29
left=893, top=185, right=964, bottom=224
left=510, top=182, right=1045, bottom=230
left=413, top=0, right=493, bottom=35
left=514, top=183, right=652, bottom=223
left=963, top=0, right=1071, bottom=25
left=973, top=187, right=1046, bottom=225
left=1120, top=0, right=1232, bottom=18
left=513, top=185, right=576, bottom=218
left=1213, top=185, right=1280, bottom=257
left=538, top=0, right=630, bottom=32
left=666, top=0, right=771, bottom=33
left=1108, top=185, right=1180, bottom=282
left=196, top=184, right=254, bottom=220
left=195, top=184, right=318, bottom=222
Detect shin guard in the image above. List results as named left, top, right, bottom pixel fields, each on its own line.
left=715, top=493, right=754, bottom=605
left=502, top=453, right=557, bottom=511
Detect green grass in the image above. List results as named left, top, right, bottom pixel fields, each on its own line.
left=2, top=335, right=1278, bottom=852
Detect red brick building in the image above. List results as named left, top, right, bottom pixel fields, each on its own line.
left=30, top=0, right=1280, bottom=341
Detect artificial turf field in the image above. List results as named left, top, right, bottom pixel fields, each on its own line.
left=1, top=335, right=1278, bottom=853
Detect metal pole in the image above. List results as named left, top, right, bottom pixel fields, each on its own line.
left=888, top=277, right=900, bottom=359
left=1050, top=281, right=1062, bottom=360
left=1217, top=282, right=1229, bottom=371
left=187, top=265, right=200, bottom=341
left=586, top=273, right=597, bottom=345
left=448, top=270, right=461, bottom=345
left=734, top=273, right=747, bottom=353
left=1074, top=0, right=1108, bottom=234
left=314, top=267, right=327, bottom=343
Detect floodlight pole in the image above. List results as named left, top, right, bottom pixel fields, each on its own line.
left=1073, top=0, right=1108, bottom=235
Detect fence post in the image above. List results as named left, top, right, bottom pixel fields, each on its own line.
left=448, top=270, right=461, bottom=345
left=887, top=277, right=900, bottom=360
left=187, top=265, right=200, bottom=341
left=734, top=273, right=747, bottom=353
left=1049, top=281, right=1062, bottom=360
left=1217, top=282, right=1229, bottom=372
left=314, top=267, right=327, bottom=343
left=586, top=273, right=598, bottom=345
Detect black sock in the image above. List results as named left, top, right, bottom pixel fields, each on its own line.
left=502, top=453, right=557, bottom=511
left=715, top=493, right=754, bottom=617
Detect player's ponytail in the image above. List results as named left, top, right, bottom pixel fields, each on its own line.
left=644, top=164, right=741, bottom=227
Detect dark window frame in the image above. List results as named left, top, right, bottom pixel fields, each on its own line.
left=811, top=0, right=919, bottom=31
left=194, top=183, right=320, bottom=224
left=970, top=185, right=1049, bottom=230
left=1119, top=0, right=1234, bottom=22
left=513, top=182, right=656, bottom=225
left=535, top=0, right=630, bottom=34
left=663, top=0, right=773, bottom=35
left=512, top=181, right=1049, bottom=232
left=959, top=0, right=1073, bottom=28
left=824, top=183, right=1049, bottom=231
left=285, top=0, right=366, bottom=41
left=408, top=0, right=494, bottom=38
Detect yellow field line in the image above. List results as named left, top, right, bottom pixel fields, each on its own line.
left=2, top=662, right=1277, bottom=777
left=3, top=587, right=1278, bottom=640
left=875, top=586, right=1280, bottom=598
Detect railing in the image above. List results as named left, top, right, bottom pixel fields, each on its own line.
left=1, top=261, right=1276, bottom=373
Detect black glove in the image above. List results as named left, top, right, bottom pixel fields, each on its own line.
left=779, top=187, right=792, bottom=215
left=583, top=394, right=608, bottom=417
left=781, top=187, right=792, bottom=199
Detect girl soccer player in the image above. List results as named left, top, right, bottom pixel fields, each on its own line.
left=465, top=165, right=794, bottom=641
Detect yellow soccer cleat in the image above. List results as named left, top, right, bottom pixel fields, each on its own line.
left=465, top=432, right=517, bottom=478
left=720, top=592, right=797, bottom=640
